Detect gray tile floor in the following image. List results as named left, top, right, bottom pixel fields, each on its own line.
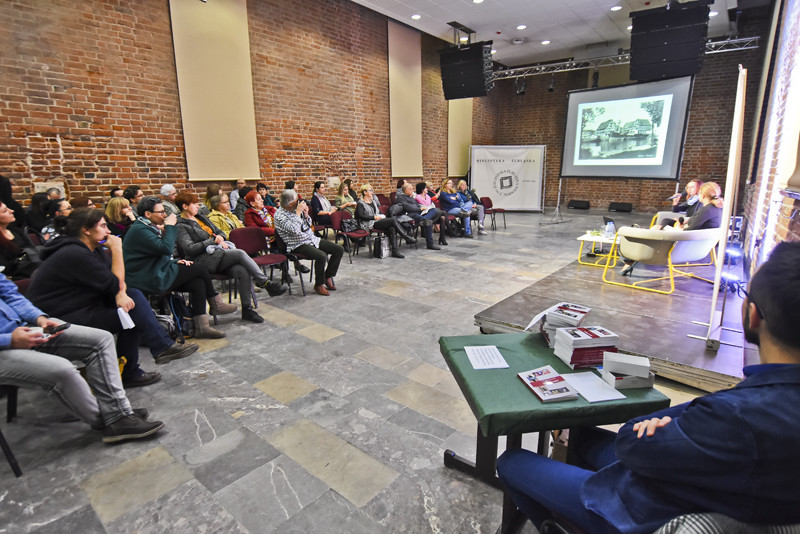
left=0, top=210, right=705, bottom=533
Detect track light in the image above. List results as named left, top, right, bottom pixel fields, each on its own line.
left=548, top=75, right=555, bottom=92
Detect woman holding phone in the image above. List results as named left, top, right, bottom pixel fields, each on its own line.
left=27, top=209, right=199, bottom=388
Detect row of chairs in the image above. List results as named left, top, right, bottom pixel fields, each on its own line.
left=375, top=194, right=507, bottom=230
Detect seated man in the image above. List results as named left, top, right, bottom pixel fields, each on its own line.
left=274, top=189, right=343, bottom=296
left=123, top=196, right=234, bottom=339
left=497, top=240, right=800, bottom=533
left=395, top=182, right=440, bottom=251
left=0, top=274, right=164, bottom=443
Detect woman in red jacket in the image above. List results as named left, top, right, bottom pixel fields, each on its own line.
left=243, top=190, right=277, bottom=245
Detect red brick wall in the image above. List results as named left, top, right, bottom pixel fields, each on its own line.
left=0, top=0, right=185, bottom=203
left=490, top=8, right=771, bottom=212
left=421, top=34, right=449, bottom=186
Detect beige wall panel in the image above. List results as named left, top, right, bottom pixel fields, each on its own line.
left=448, top=98, right=473, bottom=177
left=169, top=0, right=260, bottom=181
left=388, top=22, right=423, bottom=177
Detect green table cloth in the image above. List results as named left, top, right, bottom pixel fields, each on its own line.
left=439, top=332, right=671, bottom=437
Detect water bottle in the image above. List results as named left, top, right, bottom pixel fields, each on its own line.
left=605, top=221, right=615, bottom=238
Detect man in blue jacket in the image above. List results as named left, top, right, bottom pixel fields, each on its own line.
left=0, top=274, right=163, bottom=443
left=497, top=240, right=800, bottom=533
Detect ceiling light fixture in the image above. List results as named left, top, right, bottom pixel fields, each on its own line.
left=459, top=36, right=469, bottom=42
left=541, top=40, right=551, bottom=45
left=610, top=5, right=622, bottom=11
left=491, top=49, right=497, bottom=54
left=411, top=14, right=421, bottom=20
left=473, top=0, right=484, bottom=3
left=709, top=11, right=718, bottom=16
left=517, top=25, right=527, bottom=30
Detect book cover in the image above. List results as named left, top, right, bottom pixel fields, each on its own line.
left=518, top=365, right=579, bottom=403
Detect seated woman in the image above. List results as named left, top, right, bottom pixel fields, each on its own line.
left=174, top=193, right=286, bottom=324
left=0, top=201, right=39, bottom=279
left=24, top=192, right=50, bottom=235
left=26, top=209, right=200, bottom=389
left=621, top=182, right=723, bottom=276
left=659, top=178, right=703, bottom=227
left=309, top=181, right=338, bottom=226
left=334, top=179, right=357, bottom=216
left=243, top=190, right=277, bottom=245
left=105, top=196, right=136, bottom=237
left=415, top=182, right=448, bottom=246
left=437, top=178, right=473, bottom=238
left=355, top=183, right=415, bottom=259
left=255, top=182, right=277, bottom=208
left=199, top=183, right=222, bottom=217
left=40, top=199, right=72, bottom=242
left=207, top=194, right=243, bottom=239
left=456, top=179, right=487, bottom=235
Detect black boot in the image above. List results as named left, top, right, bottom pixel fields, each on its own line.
left=425, top=226, right=440, bottom=250
left=388, top=232, right=405, bottom=258
left=395, top=223, right=417, bottom=245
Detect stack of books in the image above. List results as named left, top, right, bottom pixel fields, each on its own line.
left=539, top=302, right=592, bottom=348
left=517, top=365, right=579, bottom=403
left=599, top=352, right=655, bottom=389
left=554, top=326, right=619, bottom=369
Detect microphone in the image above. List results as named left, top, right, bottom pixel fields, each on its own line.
left=666, top=193, right=683, bottom=201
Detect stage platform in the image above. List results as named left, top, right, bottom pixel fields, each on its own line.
left=475, top=254, right=755, bottom=393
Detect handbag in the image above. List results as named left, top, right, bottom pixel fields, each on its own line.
left=373, top=235, right=390, bottom=258
left=11, top=247, right=43, bottom=278
left=341, top=218, right=360, bottom=233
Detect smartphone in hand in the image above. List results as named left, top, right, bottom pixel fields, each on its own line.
left=43, top=323, right=71, bottom=339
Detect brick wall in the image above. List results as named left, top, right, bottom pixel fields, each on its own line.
left=421, top=34, right=449, bottom=186
left=0, top=0, right=185, bottom=203
left=489, top=8, right=772, bottom=213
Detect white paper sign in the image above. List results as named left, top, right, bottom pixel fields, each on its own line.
left=464, top=345, right=509, bottom=370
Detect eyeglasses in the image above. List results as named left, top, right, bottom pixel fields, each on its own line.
left=61, top=206, right=73, bottom=212
left=150, top=210, right=166, bottom=214
left=735, top=283, right=764, bottom=319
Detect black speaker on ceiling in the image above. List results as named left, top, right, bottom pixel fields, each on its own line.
left=629, top=0, right=711, bottom=81
left=440, top=41, right=494, bottom=100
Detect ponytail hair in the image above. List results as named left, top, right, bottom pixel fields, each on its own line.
left=55, top=209, right=105, bottom=238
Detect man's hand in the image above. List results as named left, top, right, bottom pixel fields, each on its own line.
left=164, top=213, right=177, bottom=226
left=633, top=416, right=672, bottom=438
left=177, top=259, right=193, bottom=266
left=11, top=327, right=47, bottom=349
left=116, top=291, right=135, bottom=312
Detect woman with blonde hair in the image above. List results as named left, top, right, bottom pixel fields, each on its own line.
left=437, top=178, right=473, bottom=238
left=200, top=183, right=222, bottom=216
left=457, top=179, right=487, bottom=235
left=105, top=196, right=136, bottom=237
left=334, top=179, right=357, bottom=215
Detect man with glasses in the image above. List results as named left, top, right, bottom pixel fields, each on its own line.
left=274, top=189, right=343, bottom=296
left=229, top=178, right=247, bottom=210
left=122, top=197, right=234, bottom=339
left=496, top=241, right=800, bottom=533
left=123, top=186, right=144, bottom=210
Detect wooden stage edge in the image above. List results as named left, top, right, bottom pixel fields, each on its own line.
left=474, top=261, right=747, bottom=393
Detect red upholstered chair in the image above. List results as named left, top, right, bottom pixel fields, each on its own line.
left=480, top=196, right=506, bottom=230
left=376, top=193, right=391, bottom=207
left=229, top=227, right=291, bottom=298
left=330, top=210, right=369, bottom=264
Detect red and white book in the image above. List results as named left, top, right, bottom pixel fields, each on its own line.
left=517, top=365, right=579, bottom=403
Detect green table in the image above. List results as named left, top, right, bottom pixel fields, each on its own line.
left=439, top=333, right=671, bottom=533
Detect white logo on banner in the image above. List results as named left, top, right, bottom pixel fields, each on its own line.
left=471, top=145, right=545, bottom=211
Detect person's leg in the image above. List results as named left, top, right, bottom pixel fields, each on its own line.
left=317, top=238, right=344, bottom=278
left=37, top=325, right=132, bottom=426
left=462, top=214, right=473, bottom=235
left=572, top=426, right=619, bottom=470
left=476, top=204, right=486, bottom=228
left=496, top=449, right=611, bottom=532
left=0, top=348, right=102, bottom=427
left=125, top=288, right=175, bottom=358
left=170, top=264, right=210, bottom=316
left=217, top=249, right=268, bottom=285
left=293, top=244, right=327, bottom=286
left=223, top=263, right=252, bottom=308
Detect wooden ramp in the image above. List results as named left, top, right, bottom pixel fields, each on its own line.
left=475, top=260, right=754, bottom=393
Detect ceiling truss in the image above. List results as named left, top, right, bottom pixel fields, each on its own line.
left=492, top=37, right=760, bottom=80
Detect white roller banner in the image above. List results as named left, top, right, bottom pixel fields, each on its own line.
left=470, top=145, right=545, bottom=211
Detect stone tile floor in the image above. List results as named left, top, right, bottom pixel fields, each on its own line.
left=0, top=210, right=706, bottom=533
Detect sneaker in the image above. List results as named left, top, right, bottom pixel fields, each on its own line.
left=123, top=371, right=162, bottom=389
left=266, top=281, right=288, bottom=297
left=102, top=414, right=164, bottom=444
left=242, top=307, right=265, bottom=323
left=154, top=342, right=199, bottom=365
left=478, top=227, right=488, bottom=235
